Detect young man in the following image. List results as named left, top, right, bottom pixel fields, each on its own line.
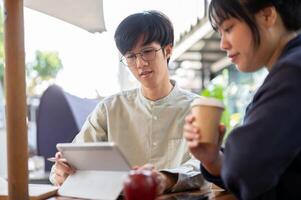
left=50, top=10, right=204, bottom=193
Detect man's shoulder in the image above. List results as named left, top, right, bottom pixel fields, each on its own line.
left=177, top=87, right=200, bottom=100
left=102, top=88, right=139, bottom=105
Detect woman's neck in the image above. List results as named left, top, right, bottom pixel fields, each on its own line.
left=266, top=32, right=297, bottom=71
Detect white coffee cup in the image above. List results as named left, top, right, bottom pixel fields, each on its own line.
left=190, top=97, right=225, bottom=144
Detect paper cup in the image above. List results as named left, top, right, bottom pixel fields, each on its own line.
left=191, top=97, right=225, bottom=144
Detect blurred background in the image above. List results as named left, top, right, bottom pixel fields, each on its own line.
left=0, top=0, right=268, bottom=183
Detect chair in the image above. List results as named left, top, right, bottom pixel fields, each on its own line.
left=36, top=85, right=99, bottom=171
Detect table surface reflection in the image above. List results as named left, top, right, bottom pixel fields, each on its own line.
left=47, top=184, right=236, bottom=200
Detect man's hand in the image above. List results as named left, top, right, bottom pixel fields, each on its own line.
left=53, top=152, right=76, bottom=186
left=134, top=164, right=177, bottom=194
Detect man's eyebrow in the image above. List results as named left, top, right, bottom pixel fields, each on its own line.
left=141, top=44, right=154, bottom=49
left=141, top=46, right=155, bottom=50
left=125, top=44, right=155, bottom=54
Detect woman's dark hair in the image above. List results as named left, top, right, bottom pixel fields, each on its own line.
left=114, top=10, right=174, bottom=55
left=209, top=0, right=301, bottom=47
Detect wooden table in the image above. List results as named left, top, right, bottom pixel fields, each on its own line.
left=1, top=178, right=236, bottom=200
left=47, top=184, right=236, bottom=200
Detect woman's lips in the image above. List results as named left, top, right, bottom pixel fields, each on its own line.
left=228, top=53, right=239, bottom=63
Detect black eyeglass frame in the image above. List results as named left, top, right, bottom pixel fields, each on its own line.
left=120, top=47, right=163, bottom=67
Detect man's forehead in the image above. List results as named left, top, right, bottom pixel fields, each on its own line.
left=128, top=42, right=159, bottom=53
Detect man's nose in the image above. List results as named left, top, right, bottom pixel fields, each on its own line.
left=135, top=54, right=148, bottom=68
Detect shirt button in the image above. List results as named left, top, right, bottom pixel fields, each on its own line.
left=153, top=116, right=158, bottom=120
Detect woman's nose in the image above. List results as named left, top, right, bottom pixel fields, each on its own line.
left=220, top=34, right=231, bottom=51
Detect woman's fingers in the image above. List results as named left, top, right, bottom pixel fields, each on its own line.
left=183, top=123, right=196, bottom=133
left=185, top=132, right=200, bottom=148
left=187, top=138, right=200, bottom=148
left=184, top=114, right=200, bottom=144
left=218, top=124, right=226, bottom=144
left=185, top=114, right=195, bottom=123
left=184, top=124, right=200, bottom=140
left=219, top=124, right=226, bottom=134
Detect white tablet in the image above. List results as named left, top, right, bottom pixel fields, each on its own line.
left=56, top=142, right=131, bottom=171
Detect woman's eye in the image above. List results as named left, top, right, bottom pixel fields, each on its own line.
left=224, top=25, right=233, bottom=33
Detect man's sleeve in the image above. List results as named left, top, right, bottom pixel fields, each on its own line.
left=49, top=165, right=58, bottom=185
left=72, top=102, right=108, bottom=143
left=161, top=157, right=206, bottom=192
left=49, top=102, right=108, bottom=185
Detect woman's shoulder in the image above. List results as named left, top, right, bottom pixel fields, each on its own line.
left=269, top=36, right=301, bottom=79
left=274, top=35, right=301, bottom=71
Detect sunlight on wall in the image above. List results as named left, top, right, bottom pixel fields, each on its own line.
left=24, top=8, right=120, bottom=98
left=24, top=0, right=206, bottom=98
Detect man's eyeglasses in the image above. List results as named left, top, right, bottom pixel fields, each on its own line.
left=120, top=47, right=162, bottom=67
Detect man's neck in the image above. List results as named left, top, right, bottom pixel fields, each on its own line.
left=141, top=80, right=173, bottom=101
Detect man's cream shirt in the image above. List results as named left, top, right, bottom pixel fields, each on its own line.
left=51, top=80, right=204, bottom=191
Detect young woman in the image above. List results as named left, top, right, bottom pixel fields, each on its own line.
left=184, top=0, right=301, bottom=199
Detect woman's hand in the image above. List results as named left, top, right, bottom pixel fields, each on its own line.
left=184, top=114, right=225, bottom=176
left=54, top=152, right=76, bottom=186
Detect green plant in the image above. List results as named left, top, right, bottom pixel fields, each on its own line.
left=27, top=50, right=63, bottom=95
left=200, top=84, right=231, bottom=141
left=0, top=4, right=62, bottom=95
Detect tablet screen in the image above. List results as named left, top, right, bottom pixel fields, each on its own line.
left=56, top=142, right=131, bottom=171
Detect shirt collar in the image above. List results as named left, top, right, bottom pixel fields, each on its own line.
left=138, top=80, right=179, bottom=106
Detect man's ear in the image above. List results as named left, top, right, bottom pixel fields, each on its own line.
left=164, top=44, right=173, bottom=58
left=257, top=6, right=277, bottom=28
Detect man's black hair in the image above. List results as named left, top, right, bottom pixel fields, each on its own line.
left=114, top=10, right=174, bottom=55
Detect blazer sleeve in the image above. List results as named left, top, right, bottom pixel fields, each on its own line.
left=222, top=65, right=301, bottom=199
